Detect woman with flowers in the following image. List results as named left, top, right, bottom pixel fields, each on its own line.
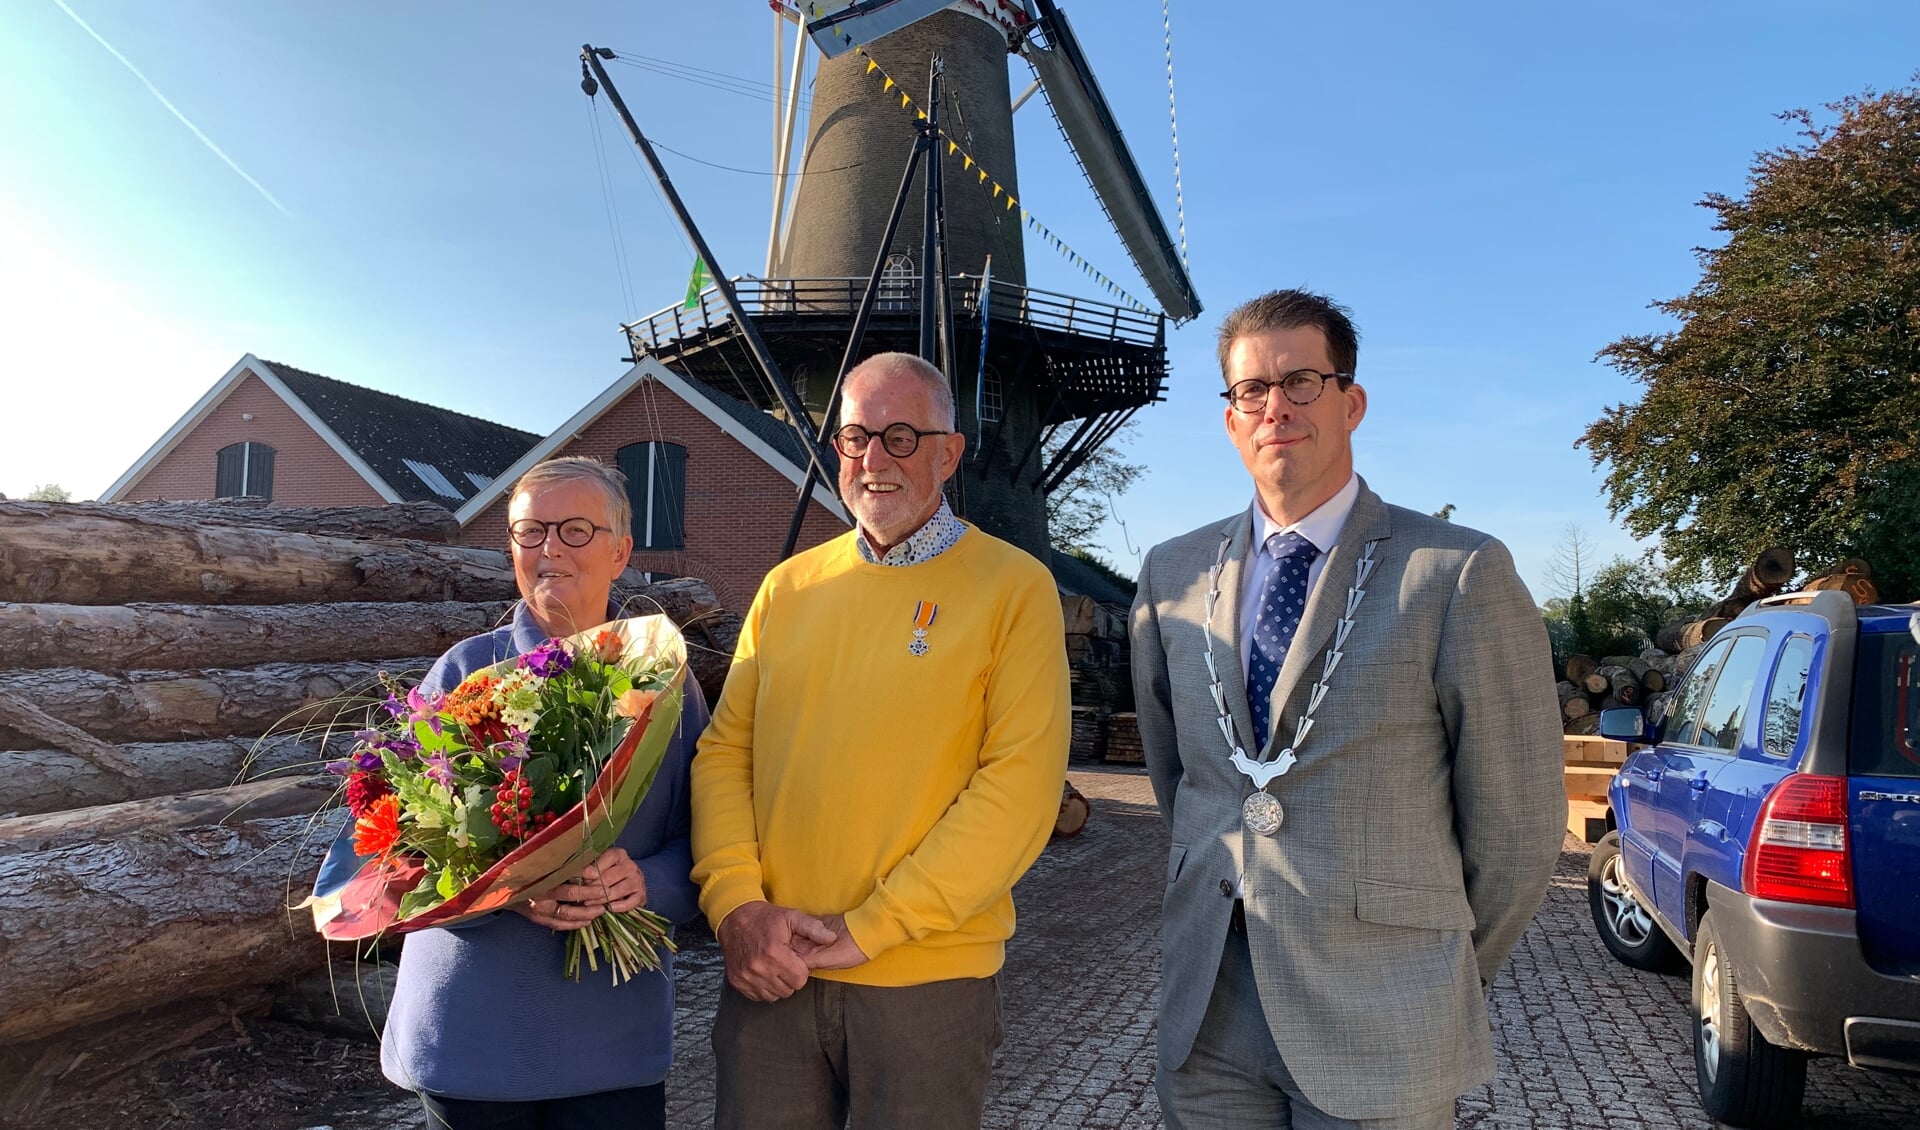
left=313, top=457, right=706, bottom=1130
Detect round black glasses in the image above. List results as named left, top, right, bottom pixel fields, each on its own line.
left=832, top=421, right=952, bottom=460
left=1221, top=369, right=1354, bottom=412
left=509, top=517, right=610, bottom=548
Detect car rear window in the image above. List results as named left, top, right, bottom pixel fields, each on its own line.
left=1850, top=629, right=1920, bottom=779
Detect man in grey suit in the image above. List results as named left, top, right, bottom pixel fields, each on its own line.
left=1131, top=289, right=1565, bottom=1129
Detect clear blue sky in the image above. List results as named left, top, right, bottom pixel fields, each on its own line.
left=3, top=1, right=1915, bottom=601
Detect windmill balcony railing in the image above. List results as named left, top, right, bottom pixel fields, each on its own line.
left=622, top=276, right=1164, bottom=358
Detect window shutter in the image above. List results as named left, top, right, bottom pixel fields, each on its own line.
left=215, top=444, right=246, bottom=497
left=245, top=443, right=276, bottom=500
left=615, top=442, right=651, bottom=542
left=650, top=443, right=687, bottom=550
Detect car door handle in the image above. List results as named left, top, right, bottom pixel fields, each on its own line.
left=1689, top=776, right=1711, bottom=792
left=1631, top=766, right=1663, bottom=782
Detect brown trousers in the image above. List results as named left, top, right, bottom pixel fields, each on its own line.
left=712, top=974, right=1003, bottom=1130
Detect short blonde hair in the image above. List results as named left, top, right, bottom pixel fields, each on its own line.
left=509, top=456, right=630, bottom=539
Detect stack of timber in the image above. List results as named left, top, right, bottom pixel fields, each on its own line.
left=1062, top=593, right=1132, bottom=764
left=0, top=499, right=742, bottom=1073
left=1105, top=712, right=1144, bottom=764
left=1563, top=734, right=1629, bottom=843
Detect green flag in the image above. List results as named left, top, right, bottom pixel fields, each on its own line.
left=683, top=257, right=709, bottom=309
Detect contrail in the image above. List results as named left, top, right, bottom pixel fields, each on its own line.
left=51, top=0, right=291, bottom=216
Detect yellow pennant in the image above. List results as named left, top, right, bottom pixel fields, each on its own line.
left=866, top=59, right=878, bottom=74
left=883, top=76, right=895, bottom=91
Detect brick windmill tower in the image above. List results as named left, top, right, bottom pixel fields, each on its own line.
left=621, top=0, right=1199, bottom=561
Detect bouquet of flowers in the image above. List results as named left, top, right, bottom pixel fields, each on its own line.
left=307, top=615, right=688, bottom=984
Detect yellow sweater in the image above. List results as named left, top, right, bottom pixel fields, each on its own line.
left=690, top=526, right=1070, bottom=986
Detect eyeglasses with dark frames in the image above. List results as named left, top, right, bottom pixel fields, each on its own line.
left=1220, top=369, right=1355, bottom=412
left=509, top=517, right=611, bottom=549
left=831, top=421, right=953, bottom=460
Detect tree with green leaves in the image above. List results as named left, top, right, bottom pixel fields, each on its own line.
left=1045, top=423, right=1145, bottom=556
left=1581, top=78, right=1920, bottom=601
left=26, top=484, right=71, bottom=502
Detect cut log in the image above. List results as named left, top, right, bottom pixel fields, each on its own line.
left=1564, top=713, right=1600, bottom=736
left=1707, top=546, right=1798, bottom=620
left=0, top=687, right=138, bottom=776
left=1581, top=672, right=1611, bottom=696
left=1654, top=620, right=1691, bottom=655
left=0, top=990, right=274, bottom=1122
left=0, top=660, right=432, bottom=747
left=1602, top=666, right=1638, bottom=698
left=1681, top=617, right=1729, bottom=651
left=35, top=498, right=463, bottom=542
left=0, top=778, right=343, bottom=1045
left=0, top=501, right=520, bottom=605
left=1564, top=654, right=1598, bottom=686
left=1614, top=683, right=1642, bottom=708
left=1803, top=559, right=1879, bottom=606
left=1562, top=695, right=1594, bottom=721
left=1641, top=669, right=1667, bottom=694
left=1053, top=782, right=1091, bottom=838
left=0, top=601, right=513, bottom=672
left=1626, top=658, right=1652, bottom=682
left=1601, top=655, right=1640, bottom=669
left=0, top=733, right=342, bottom=817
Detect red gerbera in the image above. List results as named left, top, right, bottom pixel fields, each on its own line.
left=345, top=771, right=393, bottom=819
left=352, top=794, right=403, bottom=859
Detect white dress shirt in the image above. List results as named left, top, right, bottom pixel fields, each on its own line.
left=1238, top=473, right=1361, bottom=677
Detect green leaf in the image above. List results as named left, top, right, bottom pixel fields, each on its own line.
left=436, top=867, right=460, bottom=900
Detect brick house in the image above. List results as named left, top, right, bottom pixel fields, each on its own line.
left=103, top=354, right=850, bottom=612
left=457, top=356, right=850, bottom=611
left=101, top=355, right=538, bottom=511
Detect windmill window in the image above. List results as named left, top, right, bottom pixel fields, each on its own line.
left=403, top=459, right=465, bottom=500
left=979, top=364, right=1004, bottom=425
left=215, top=441, right=275, bottom=500
left=617, top=441, right=687, bottom=551
left=880, top=253, right=915, bottom=311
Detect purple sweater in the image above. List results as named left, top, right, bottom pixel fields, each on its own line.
left=316, top=602, right=705, bottom=1100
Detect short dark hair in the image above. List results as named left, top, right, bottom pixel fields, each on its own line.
left=1215, top=289, right=1360, bottom=382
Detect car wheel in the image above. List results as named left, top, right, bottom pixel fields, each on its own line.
left=1693, top=909, right=1807, bottom=1128
left=1587, top=831, right=1683, bottom=972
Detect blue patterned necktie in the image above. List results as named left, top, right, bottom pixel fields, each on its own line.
left=1247, top=531, right=1321, bottom=749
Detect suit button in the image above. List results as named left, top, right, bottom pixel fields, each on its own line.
left=1219, top=879, right=1233, bottom=897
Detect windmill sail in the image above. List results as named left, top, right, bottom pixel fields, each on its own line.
left=802, top=0, right=956, bottom=59
left=1025, top=0, right=1200, bottom=321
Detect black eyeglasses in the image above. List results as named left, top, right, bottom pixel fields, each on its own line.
left=509, top=517, right=610, bottom=548
left=832, top=421, right=952, bottom=460
left=1221, top=369, right=1354, bottom=412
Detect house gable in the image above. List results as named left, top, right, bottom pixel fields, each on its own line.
left=458, top=357, right=850, bottom=609
left=102, top=356, right=396, bottom=505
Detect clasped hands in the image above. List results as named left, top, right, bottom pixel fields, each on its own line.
left=512, top=847, right=648, bottom=931
left=717, top=901, right=868, bottom=1002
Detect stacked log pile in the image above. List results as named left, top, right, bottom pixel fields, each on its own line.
left=0, top=500, right=742, bottom=1063
left=1060, top=594, right=1136, bottom=764
left=1559, top=548, right=1886, bottom=736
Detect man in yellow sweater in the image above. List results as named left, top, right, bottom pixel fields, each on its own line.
left=691, top=352, right=1071, bottom=1129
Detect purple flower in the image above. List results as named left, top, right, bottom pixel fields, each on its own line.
left=325, top=758, right=352, bottom=776
left=353, top=749, right=384, bottom=771
left=424, top=751, right=457, bottom=790
left=406, top=687, right=447, bottom=734
left=496, top=753, right=525, bottom=772
left=519, top=641, right=574, bottom=679
left=381, top=693, right=407, bottom=719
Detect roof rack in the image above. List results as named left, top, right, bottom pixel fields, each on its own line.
left=1741, top=589, right=1856, bottom=631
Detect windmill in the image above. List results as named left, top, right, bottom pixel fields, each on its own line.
left=614, top=0, right=1198, bottom=560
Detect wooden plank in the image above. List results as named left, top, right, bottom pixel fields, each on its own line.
left=1562, top=734, right=1629, bottom=765
left=1568, top=799, right=1610, bottom=844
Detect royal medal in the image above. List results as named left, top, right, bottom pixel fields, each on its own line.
left=909, top=600, right=938, bottom=656
left=1242, top=791, right=1283, bottom=836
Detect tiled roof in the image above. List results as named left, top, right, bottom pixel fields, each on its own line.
left=1050, top=549, right=1136, bottom=607
left=676, top=372, right=840, bottom=480
left=264, top=362, right=541, bottom=505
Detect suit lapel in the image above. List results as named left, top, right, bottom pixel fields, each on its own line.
left=1210, top=510, right=1259, bottom=756
left=1264, top=482, right=1394, bottom=754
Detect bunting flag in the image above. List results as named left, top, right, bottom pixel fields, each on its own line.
left=846, top=44, right=1153, bottom=312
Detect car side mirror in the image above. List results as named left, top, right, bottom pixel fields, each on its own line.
left=1597, top=707, right=1649, bottom=744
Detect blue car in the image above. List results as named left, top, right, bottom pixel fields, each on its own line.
left=1587, top=590, right=1920, bottom=1128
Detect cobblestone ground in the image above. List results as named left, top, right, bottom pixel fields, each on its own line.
left=660, top=765, right=1920, bottom=1129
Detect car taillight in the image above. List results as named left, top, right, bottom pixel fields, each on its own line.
left=1743, top=774, right=1854, bottom=908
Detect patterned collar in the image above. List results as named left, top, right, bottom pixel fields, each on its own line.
left=856, top=497, right=968, bottom=566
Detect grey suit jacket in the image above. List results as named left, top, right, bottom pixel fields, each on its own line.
left=1130, top=481, right=1565, bottom=1120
